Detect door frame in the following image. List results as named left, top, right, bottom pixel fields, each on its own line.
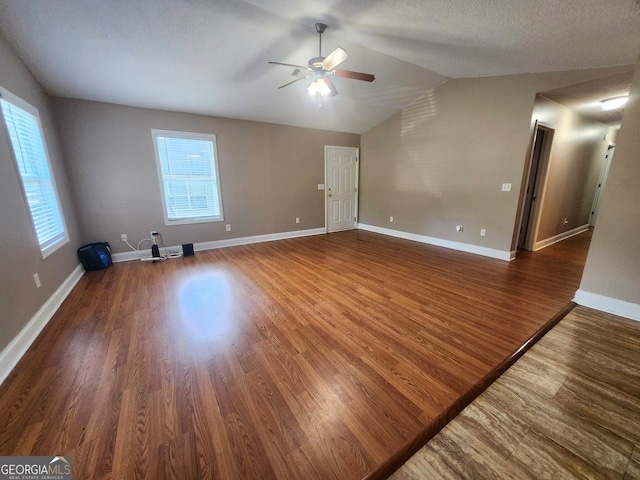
left=589, top=142, right=615, bottom=227
left=515, top=121, right=555, bottom=252
left=324, top=145, right=359, bottom=233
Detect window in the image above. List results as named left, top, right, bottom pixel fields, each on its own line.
left=0, top=87, right=68, bottom=258
left=152, top=129, right=224, bottom=225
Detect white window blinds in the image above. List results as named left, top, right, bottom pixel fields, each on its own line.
left=1, top=90, right=68, bottom=257
left=152, top=130, right=224, bottom=224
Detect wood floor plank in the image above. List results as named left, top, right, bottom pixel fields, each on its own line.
left=454, top=400, right=530, bottom=460
left=392, top=305, right=640, bottom=480
left=489, top=378, right=634, bottom=469
left=509, top=428, right=611, bottom=480
left=554, top=375, right=640, bottom=445
left=0, top=229, right=593, bottom=479
left=626, top=445, right=640, bottom=479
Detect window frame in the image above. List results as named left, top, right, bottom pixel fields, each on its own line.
left=0, top=86, right=69, bottom=259
left=151, top=129, right=224, bottom=226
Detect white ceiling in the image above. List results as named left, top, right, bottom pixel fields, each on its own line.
left=0, top=0, right=639, bottom=134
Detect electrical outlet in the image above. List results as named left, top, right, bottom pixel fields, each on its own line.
left=502, top=183, right=512, bottom=192
left=563, top=218, right=569, bottom=225
left=33, top=273, right=41, bottom=288
left=225, top=224, right=231, bottom=232
left=150, top=230, right=159, bottom=238
left=295, top=217, right=300, bottom=224
left=480, top=228, right=486, bottom=237
left=121, top=233, right=127, bottom=242
left=456, top=225, right=463, bottom=233
left=390, top=216, right=394, bottom=223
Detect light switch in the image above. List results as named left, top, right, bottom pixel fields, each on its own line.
left=318, top=184, right=325, bottom=190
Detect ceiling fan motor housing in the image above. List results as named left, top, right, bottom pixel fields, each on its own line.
left=308, top=57, right=325, bottom=71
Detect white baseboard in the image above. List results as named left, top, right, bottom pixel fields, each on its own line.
left=573, top=290, right=640, bottom=322
left=533, top=224, right=589, bottom=251
left=194, top=227, right=325, bottom=251
left=357, top=223, right=512, bottom=261
left=112, top=227, right=326, bottom=263
left=111, top=249, right=142, bottom=263
left=0, top=263, right=85, bottom=386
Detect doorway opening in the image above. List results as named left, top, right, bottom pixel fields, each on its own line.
left=517, top=123, right=554, bottom=251
left=590, top=143, right=615, bottom=227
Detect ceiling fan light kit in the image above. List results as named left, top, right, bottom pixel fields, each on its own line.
left=268, top=22, right=375, bottom=102
left=308, top=78, right=331, bottom=96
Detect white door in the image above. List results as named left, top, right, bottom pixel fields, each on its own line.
left=325, top=146, right=358, bottom=232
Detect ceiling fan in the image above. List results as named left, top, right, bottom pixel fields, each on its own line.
left=268, top=23, right=375, bottom=98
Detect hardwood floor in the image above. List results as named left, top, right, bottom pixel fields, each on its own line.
left=391, top=306, right=640, bottom=479
left=0, top=229, right=591, bottom=479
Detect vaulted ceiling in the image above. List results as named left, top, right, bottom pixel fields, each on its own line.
left=1, top=0, right=638, bottom=133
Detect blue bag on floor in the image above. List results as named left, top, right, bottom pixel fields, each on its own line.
left=78, top=242, right=112, bottom=271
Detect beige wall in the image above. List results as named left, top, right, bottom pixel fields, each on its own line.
left=0, top=34, right=81, bottom=353
left=51, top=98, right=359, bottom=253
left=579, top=56, right=640, bottom=306
left=530, top=95, right=618, bottom=244
left=360, top=67, right=632, bottom=254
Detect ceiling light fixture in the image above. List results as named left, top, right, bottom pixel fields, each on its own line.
left=308, top=77, right=331, bottom=97
left=601, top=96, right=628, bottom=110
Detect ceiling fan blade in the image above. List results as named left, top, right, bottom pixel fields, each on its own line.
left=323, top=76, right=338, bottom=96
left=332, top=69, right=375, bottom=82
left=278, top=76, right=309, bottom=89
left=322, top=47, right=348, bottom=71
left=268, top=61, right=310, bottom=70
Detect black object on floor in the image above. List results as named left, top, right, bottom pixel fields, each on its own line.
left=78, top=242, right=112, bottom=271
left=182, top=243, right=194, bottom=257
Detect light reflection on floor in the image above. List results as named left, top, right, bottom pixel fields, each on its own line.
left=177, top=270, right=235, bottom=342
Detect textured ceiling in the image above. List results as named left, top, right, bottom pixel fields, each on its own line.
left=0, top=0, right=639, bottom=133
